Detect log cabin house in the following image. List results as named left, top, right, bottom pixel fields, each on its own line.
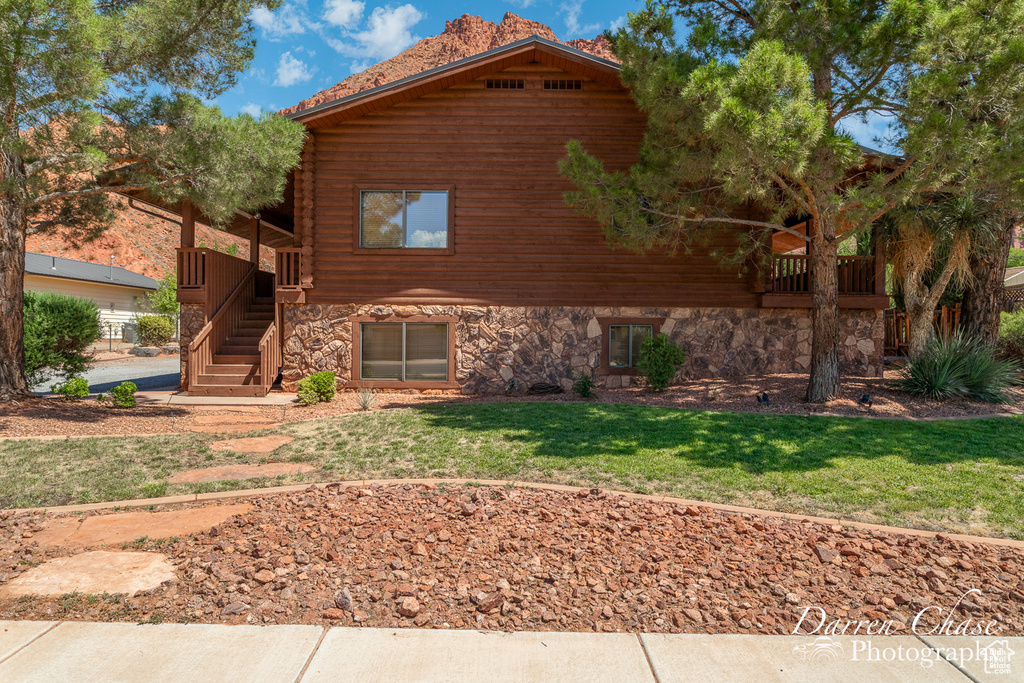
left=132, top=37, right=888, bottom=397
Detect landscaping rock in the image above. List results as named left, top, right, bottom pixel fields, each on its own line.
left=2, top=485, right=1021, bottom=637
left=208, top=436, right=295, bottom=454
left=129, top=346, right=161, bottom=357
left=168, top=462, right=311, bottom=484
left=0, top=551, right=174, bottom=598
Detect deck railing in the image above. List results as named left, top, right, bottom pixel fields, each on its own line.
left=177, top=248, right=253, bottom=312
left=768, top=254, right=878, bottom=295
left=276, top=248, right=302, bottom=290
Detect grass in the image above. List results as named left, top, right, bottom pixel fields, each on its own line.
left=2, top=402, right=1023, bottom=538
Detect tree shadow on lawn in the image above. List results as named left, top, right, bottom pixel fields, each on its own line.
left=410, top=401, right=1024, bottom=475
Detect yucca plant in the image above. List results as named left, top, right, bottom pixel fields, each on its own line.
left=892, top=331, right=1021, bottom=403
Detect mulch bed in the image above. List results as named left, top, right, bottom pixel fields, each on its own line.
left=1, top=484, right=1022, bottom=635
left=2, top=372, right=1022, bottom=438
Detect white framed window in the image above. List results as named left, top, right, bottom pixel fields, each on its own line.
left=359, top=190, right=449, bottom=249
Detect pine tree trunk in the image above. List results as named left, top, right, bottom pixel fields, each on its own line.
left=0, top=188, right=30, bottom=400
left=960, top=211, right=1015, bottom=344
left=805, top=222, right=841, bottom=403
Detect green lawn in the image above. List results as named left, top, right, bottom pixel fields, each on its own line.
left=3, top=402, right=1023, bottom=538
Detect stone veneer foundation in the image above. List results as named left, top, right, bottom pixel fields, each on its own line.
left=178, top=302, right=206, bottom=389
left=280, top=304, right=883, bottom=394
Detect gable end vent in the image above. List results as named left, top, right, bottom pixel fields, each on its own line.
left=486, top=78, right=525, bottom=90
left=543, top=79, right=583, bottom=90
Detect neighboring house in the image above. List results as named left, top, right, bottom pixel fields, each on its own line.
left=1004, top=265, right=1024, bottom=290
left=25, top=252, right=158, bottom=339
left=120, top=37, right=887, bottom=397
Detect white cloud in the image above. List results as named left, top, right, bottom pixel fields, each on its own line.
left=240, top=103, right=263, bottom=117
left=251, top=3, right=310, bottom=39
left=509, top=0, right=536, bottom=7
left=560, top=0, right=601, bottom=38
left=274, top=51, right=317, bottom=86
left=340, top=4, right=424, bottom=61
left=838, top=113, right=901, bottom=154
left=323, top=0, right=365, bottom=28
left=609, top=15, right=627, bottom=31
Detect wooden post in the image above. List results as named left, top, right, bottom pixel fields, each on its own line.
left=874, top=235, right=886, bottom=295
left=181, top=202, right=195, bottom=248
left=250, top=217, right=260, bottom=263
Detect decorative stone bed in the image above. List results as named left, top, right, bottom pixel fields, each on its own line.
left=1, top=484, right=1021, bottom=635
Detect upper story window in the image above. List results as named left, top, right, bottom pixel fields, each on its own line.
left=360, top=190, right=449, bottom=249
left=608, top=324, right=653, bottom=369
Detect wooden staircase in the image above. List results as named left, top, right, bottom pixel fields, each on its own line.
left=190, top=297, right=276, bottom=397
left=182, top=257, right=282, bottom=398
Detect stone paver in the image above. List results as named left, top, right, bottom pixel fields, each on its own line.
left=192, top=414, right=276, bottom=425
left=0, top=622, right=322, bottom=683
left=640, top=634, right=970, bottom=682
left=188, top=423, right=281, bottom=434
left=0, top=621, right=56, bottom=662
left=0, top=552, right=174, bottom=598
left=302, top=628, right=655, bottom=683
left=168, top=461, right=311, bottom=484
left=208, top=435, right=294, bottom=454
left=921, top=636, right=1024, bottom=682
left=30, top=504, right=252, bottom=548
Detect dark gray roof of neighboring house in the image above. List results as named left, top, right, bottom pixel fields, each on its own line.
left=25, top=252, right=159, bottom=290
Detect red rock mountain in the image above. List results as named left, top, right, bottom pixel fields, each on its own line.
left=28, top=13, right=616, bottom=279
left=281, top=12, right=616, bottom=115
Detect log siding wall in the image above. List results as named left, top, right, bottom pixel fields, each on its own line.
left=306, top=64, right=760, bottom=308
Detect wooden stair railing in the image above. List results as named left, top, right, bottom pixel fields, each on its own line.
left=188, top=264, right=257, bottom=391
left=258, top=321, right=281, bottom=395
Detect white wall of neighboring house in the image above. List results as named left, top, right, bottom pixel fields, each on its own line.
left=25, top=273, right=153, bottom=339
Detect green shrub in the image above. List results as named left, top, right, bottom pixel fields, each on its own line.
left=137, top=315, right=175, bottom=347
left=997, top=309, right=1024, bottom=361
left=297, top=371, right=336, bottom=406
left=573, top=373, right=596, bottom=398
left=98, top=381, right=137, bottom=407
left=51, top=377, right=89, bottom=400
left=635, top=333, right=688, bottom=392
left=356, top=386, right=378, bottom=411
left=24, top=291, right=100, bottom=383
left=893, top=331, right=1021, bottom=403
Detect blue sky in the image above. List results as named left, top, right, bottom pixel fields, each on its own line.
left=219, top=0, right=639, bottom=116
left=221, top=0, right=894, bottom=151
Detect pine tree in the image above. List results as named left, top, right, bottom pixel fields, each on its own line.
left=560, top=0, right=1024, bottom=401
left=0, top=0, right=306, bottom=399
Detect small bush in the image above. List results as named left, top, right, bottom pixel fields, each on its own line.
left=137, top=315, right=175, bottom=347
left=356, top=386, right=378, bottom=411
left=892, top=331, right=1021, bottom=403
left=52, top=377, right=89, bottom=400
left=98, top=381, right=137, bottom=408
left=297, top=371, right=336, bottom=406
left=636, top=333, right=688, bottom=392
left=24, top=291, right=100, bottom=383
left=997, top=309, right=1024, bottom=361
left=572, top=373, right=596, bottom=398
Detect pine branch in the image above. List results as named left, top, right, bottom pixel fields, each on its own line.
left=640, top=205, right=810, bottom=242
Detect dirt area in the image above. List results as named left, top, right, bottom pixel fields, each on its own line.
left=1, top=485, right=1021, bottom=635
left=1, top=372, right=1021, bottom=438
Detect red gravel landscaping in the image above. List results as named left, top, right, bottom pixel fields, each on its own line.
left=2, top=484, right=1022, bottom=636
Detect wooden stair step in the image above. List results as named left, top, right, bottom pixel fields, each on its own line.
left=197, top=374, right=262, bottom=386
left=203, top=363, right=259, bottom=375
left=213, top=353, right=260, bottom=364
left=230, top=328, right=266, bottom=338
left=188, top=384, right=268, bottom=397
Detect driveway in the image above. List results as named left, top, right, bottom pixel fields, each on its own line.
left=32, top=356, right=180, bottom=394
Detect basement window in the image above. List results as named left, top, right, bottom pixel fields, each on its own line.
left=360, top=323, right=449, bottom=381
left=486, top=78, right=525, bottom=89
left=543, top=79, right=583, bottom=90
left=608, top=325, right=653, bottom=369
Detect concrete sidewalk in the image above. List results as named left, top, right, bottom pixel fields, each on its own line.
left=134, top=390, right=297, bottom=406
left=1, top=622, right=1019, bottom=682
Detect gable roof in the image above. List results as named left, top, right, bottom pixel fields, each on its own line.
left=25, top=252, right=159, bottom=290
left=1006, top=265, right=1024, bottom=288
left=286, top=35, right=624, bottom=128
